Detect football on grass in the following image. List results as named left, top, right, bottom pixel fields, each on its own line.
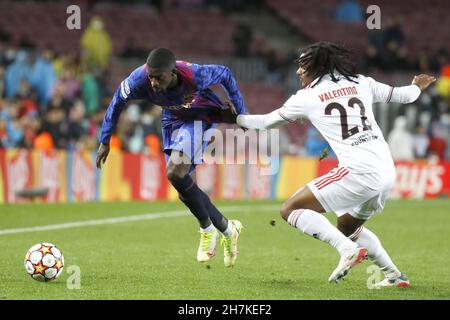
left=24, top=243, right=64, bottom=282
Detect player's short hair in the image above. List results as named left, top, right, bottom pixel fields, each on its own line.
left=297, top=42, right=358, bottom=87
left=146, top=48, right=176, bottom=71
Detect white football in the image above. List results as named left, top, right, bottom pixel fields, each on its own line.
left=24, top=243, right=64, bottom=282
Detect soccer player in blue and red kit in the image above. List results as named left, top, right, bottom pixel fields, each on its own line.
left=96, top=48, right=244, bottom=267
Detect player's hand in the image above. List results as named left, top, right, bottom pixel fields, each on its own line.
left=96, top=143, right=110, bottom=169
left=220, top=100, right=238, bottom=124
left=412, top=74, right=436, bottom=91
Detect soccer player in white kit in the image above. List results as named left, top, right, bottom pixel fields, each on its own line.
left=236, top=42, right=436, bottom=286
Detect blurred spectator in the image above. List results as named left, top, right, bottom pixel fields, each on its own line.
left=0, top=99, right=7, bottom=147
left=4, top=51, right=28, bottom=99
left=5, top=117, right=24, bottom=148
left=206, top=0, right=262, bottom=13
left=4, top=50, right=56, bottom=106
left=121, top=37, right=150, bottom=59
left=67, top=100, right=88, bottom=148
left=34, top=131, right=54, bottom=152
left=43, top=105, right=67, bottom=149
left=170, top=0, right=203, bottom=9
left=0, top=99, right=25, bottom=148
left=412, top=126, right=429, bottom=159
left=387, top=116, right=414, bottom=160
left=109, top=134, right=122, bottom=151
left=141, top=105, right=162, bottom=141
left=365, top=16, right=410, bottom=71
left=415, top=48, right=434, bottom=73
left=381, top=16, right=408, bottom=70
left=151, top=0, right=164, bottom=12
left=47, top=83, right=72, bottom=115
left=22, top=116, right=41, bottom=148
left=384, top=16, right=405, bottom=48
left=428, top=135, right=447, bottom=161
left=434, top=49, right=449, bottom=73
left=428, top=115, right=449, bottom=160
left=55, top=68, right=81, bottom=101
left=262, top=48, right=286, bottom=84
left=123, top=103, right=143, bottom=153
left=232, top=23, right=253, bottom=57
left=0, top=65, right=5, bottom=97
left=145, top=134, right=161, bottom=155
left=365, top=29, right=385, bottom=71
left=436, top=65, right=450, bottom=99
left=305, top=127, right=335, bottom=158
left=81, top=68, right=100, bottom=116
left=335, top=0, right=364, bottom=23
left=81, top=16, right=112, bottom=72
left=27, top=51, right=57, bottom=106
left=0, top=117, right=6, bottom=147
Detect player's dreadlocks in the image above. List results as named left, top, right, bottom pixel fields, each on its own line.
left=297, top=42, right=358, bottom=87
left=146, top=48, right=176, bottom=70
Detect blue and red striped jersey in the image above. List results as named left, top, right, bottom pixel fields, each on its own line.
left=100, top=61, right=247, bottom=144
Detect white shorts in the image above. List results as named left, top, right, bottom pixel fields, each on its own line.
left=307, top=166, right=396, bottom=220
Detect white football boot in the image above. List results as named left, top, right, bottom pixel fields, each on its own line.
left=328, top=247, right=368, bottom=283
left=197, top=228, right=219, bottom=262
left=374, top=273, right=410, bottom=288
left=221, top=220, right=243, bottom=267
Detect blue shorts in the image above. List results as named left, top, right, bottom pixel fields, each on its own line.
left=162, top=120, right=217, bottom=174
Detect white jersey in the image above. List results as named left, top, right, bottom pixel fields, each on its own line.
left=276, top=74, right=420, bottom=173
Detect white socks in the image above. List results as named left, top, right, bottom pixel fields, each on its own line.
left=221, top=221, right=233, bottom=237
left=288, top=209, right=357, bottom=256
left=200, top=224, right=215, bottom=233
left=287, top=209, right=401, bottom=279
left=351, top=227, right=401, bottom=278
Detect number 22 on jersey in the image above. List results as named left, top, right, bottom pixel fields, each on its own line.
left=324, top=97, right=372, bottom=140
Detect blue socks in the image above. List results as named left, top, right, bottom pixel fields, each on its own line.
left=171, top=174, right=228, bottom=232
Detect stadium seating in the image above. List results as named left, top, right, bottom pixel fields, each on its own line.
left=0, top=0, right=253, bottom=57
left=266, top=0, right=450, bottom=54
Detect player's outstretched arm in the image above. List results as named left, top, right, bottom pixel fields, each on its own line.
left=236, top=108, right=290, bottom=130
left=97, top=66, right=147, bottom=169
left=412, top=74, right=436, bottom=91
left=195, top=64, right=248, bottom=115
left=368, top=73, right=436, bottom=105
left=96, top=88, right=126, bottom=169
left=96, top=143, right=110, bottom=169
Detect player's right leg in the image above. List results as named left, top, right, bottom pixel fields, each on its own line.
left=280, top=184, right=367, bottom=283
left=340, top=217, right=409, bottom=288
left=335, top=170, right=409, bottom=287
left=165, top=151, right=219, bottom=262
left=163, top=120, right=242, bottom=265
left=162, top=121, right=220, bottom=262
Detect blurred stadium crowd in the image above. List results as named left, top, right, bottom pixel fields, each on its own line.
left=0, top=0, right=449, bottom=160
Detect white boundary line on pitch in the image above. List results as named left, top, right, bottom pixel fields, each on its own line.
left=0, top=204, right=281, bottom=235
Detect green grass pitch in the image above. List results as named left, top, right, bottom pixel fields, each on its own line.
left=1, top=199, right=449, bottom=300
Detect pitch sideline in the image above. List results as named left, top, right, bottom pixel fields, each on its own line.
left=0, top=204, right=281, bottom=235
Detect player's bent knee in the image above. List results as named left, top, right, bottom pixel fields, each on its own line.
left=337, top=224, right=357, bottom=237
left=280, top=202, right=293, bottom=221
left=166, top=166, right=185, bottom=182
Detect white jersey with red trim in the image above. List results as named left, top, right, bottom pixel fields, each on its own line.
left=278, top=74, right=419, bottom=173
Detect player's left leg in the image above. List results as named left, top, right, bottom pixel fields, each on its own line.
left=280, top=184, right=367, bottom=282
left=195, top=123, right=242, bottom=267
left=347, top=224, right=409, bottom=288
left=338, top=198, right=409, bottom=287
left=165, top=151, right=219, bottom=262
left=164, top=120, right=242, bottom=266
